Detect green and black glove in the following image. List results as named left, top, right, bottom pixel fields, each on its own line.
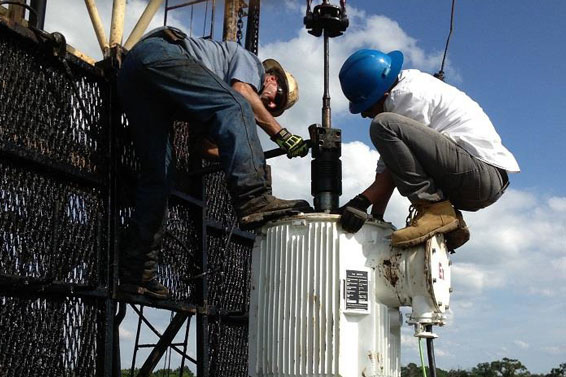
left=272, top=128, right=309, bottom=158
left=339, top=194, right=372, bottom=233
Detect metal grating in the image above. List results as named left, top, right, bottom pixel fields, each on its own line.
left=0, top=23, right=108, bottom=179
left=0, top=295, right=103, bottom=376
left=1, top=18, right=254, bottom=377
left=0, top=160, right=105, bottom=286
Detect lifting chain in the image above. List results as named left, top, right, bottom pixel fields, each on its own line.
left=236, top=6, right=245, bottom=45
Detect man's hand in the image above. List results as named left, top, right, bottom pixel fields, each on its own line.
left=271, top=128, right=309, bottom=158
left=339, top=194, right=372, bottom=233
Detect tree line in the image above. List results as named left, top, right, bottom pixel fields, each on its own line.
left=119, top=359, right=565, bottom=377
left=402, top=359, right=566, bottom=377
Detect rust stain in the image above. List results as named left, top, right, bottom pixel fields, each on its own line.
left=382, top=256, right=400, bottom=287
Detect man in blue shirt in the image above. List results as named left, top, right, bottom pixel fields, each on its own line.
left=117, top=27, right=311, bottom=299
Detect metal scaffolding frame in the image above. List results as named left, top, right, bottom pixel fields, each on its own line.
left=0, top=4, right=263, bottom=374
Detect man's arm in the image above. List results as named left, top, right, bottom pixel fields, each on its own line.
left=231, top=80, right=309, bottom=159
left=232, top=80, right=282, bottom=137
left=339, top=168, right=395, bottom=233
left=362, top=168, right=395, bottom=219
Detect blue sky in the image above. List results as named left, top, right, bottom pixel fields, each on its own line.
left=45, top=0, right=566, bottom=373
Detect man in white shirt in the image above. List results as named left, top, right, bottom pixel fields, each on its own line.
left=338, top=49, right=520, bottom=249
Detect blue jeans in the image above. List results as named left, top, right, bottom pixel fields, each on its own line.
left=117, top=36, right=268, bottom=243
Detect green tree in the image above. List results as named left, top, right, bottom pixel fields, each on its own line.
left=402, top=362, right=423, bottom=377
left=471, top=358, right=529, bottom=377
left=547, top=363, right=566, bottom=377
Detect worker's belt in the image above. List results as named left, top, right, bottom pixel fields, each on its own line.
left=143, top=27, right=187, bottom=44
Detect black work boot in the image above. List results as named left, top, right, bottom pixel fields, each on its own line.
left=444, top=209, right=470, bottom=251
left=119, top=227, right=170, bottom=300
left=237, top=194, right=313, bottom=230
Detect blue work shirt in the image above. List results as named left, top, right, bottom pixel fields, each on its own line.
left=143, top=27, right=265, bottom=92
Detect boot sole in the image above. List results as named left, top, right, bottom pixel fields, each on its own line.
left=445, top=225, right=470, bottom=250
left=239, top=207, right=312, bottom=230
left=392, top=220, right=459, bottom=248
left=119, top=283, right=170, bottom=300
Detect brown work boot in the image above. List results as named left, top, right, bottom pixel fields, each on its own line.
left=444, top=209, right=470, bottom=250
left=119, top=227, right=170, bottom=300
left=238, top=194, right=313, bottom=229
left=392, top=200, right=459, bottom=248
left=119, top=279, right=170, bottom=300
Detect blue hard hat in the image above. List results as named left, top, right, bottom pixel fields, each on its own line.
left=339, top=49, right=404, bottom=114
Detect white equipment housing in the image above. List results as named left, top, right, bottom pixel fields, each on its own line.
left=248, top=214, right=451, bottom=377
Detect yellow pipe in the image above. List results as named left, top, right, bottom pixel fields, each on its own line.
left=109, top=0, right=126, bottom=47
left=84, top=0, right=109, bottom=55
left=123, top=0, right=164, bottom=50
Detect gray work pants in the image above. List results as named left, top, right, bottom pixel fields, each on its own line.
left=370, top=112, right=508, bottom=211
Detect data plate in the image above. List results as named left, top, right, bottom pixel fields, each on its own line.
left=343, top=269, right=370, bottom=314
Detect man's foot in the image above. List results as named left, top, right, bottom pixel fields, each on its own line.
left=119, top=279, right=170, bottom=300
left=444, top=209, right=470, bottom=250
left=238, top=194, right=313, bottom=229
left=392, top=200, right=459, bottom=248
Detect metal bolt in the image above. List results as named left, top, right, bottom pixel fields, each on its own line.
left=433, top=278, right=437, bottom=283
left=445, top=305, right=450, bottom=310
left=432, top=248, right=436, bottom=253
left=449, top=287, right=453, bottom=293
left=437, top=301, right=443, bottom=306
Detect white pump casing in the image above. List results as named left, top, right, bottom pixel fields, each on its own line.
left=248, top=214, right=451, bottom=377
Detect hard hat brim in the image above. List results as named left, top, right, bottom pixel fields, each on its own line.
left=263, top=59, right=289, bottom=117
left=349, top=51, right=404, bottom=114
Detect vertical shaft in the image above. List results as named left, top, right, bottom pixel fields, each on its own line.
left=322, top=30, right=331, bottom=128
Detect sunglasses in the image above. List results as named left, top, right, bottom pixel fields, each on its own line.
left=273, top=80, right=285, bottom=110
left=267, top=71, right=286, bottom=112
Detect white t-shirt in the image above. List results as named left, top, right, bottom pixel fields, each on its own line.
left=376, top=69, right=520, bottom=173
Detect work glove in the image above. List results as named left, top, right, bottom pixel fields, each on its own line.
left=271, top=128, right=309, bottom=158
left=339, top=194, right=372, bottom=233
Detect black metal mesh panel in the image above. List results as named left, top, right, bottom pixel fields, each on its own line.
left=205, top=170, right=238, bottom=225
left=206, top=233, right=251, bottom=312
left=0, top=24, right=108, bottom=178
left=1, top=19, right=256, bottom=377
left=205, top=173, right=253, bottom=377
left=0, top=295, right=103, bottom=376
left=0, top=160, right=105, bottom=285
left=208, top=319, right=249, bottom=377
left=159, top=201, right=201, bottom=302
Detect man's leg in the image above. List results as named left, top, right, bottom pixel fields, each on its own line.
left=116, top=39, right=177, bottom=298
left=132, top=37, right=311, bottom=228
left=370, top=112, right=505, bottom=247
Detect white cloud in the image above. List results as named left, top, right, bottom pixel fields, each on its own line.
left=548, top=197, right=566, bottom=212
left=45, top=0, right=185, bottom=61
left=119, top=326, right=135, bottom=340
left=514, top=340, right=529, bottom=349
left=259, top=7, right=451, bottom=139
left=544, top=345, right=566, bottom=355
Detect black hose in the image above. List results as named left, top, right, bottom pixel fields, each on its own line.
left=425, top=325, right=438, bottom=377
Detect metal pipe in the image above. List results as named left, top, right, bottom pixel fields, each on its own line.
left=6, top=0, right=25, bottom=23
left=29, top=0, right=47, bottom=29
left=222, top=0, right=237, bottom=42
left=124, top=0, right=164, bottom=50
left=322, top=29, right=331, bottom=128
left=425, top=325, right=438, bottom=377
left=109, top=0, right=126, bottom=47
left=84, top=0, right=109, bottom=55
left=209, top=0, right=216, bottom=39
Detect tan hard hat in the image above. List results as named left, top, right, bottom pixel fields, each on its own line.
left=262, top=59, right=299, bottom=117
